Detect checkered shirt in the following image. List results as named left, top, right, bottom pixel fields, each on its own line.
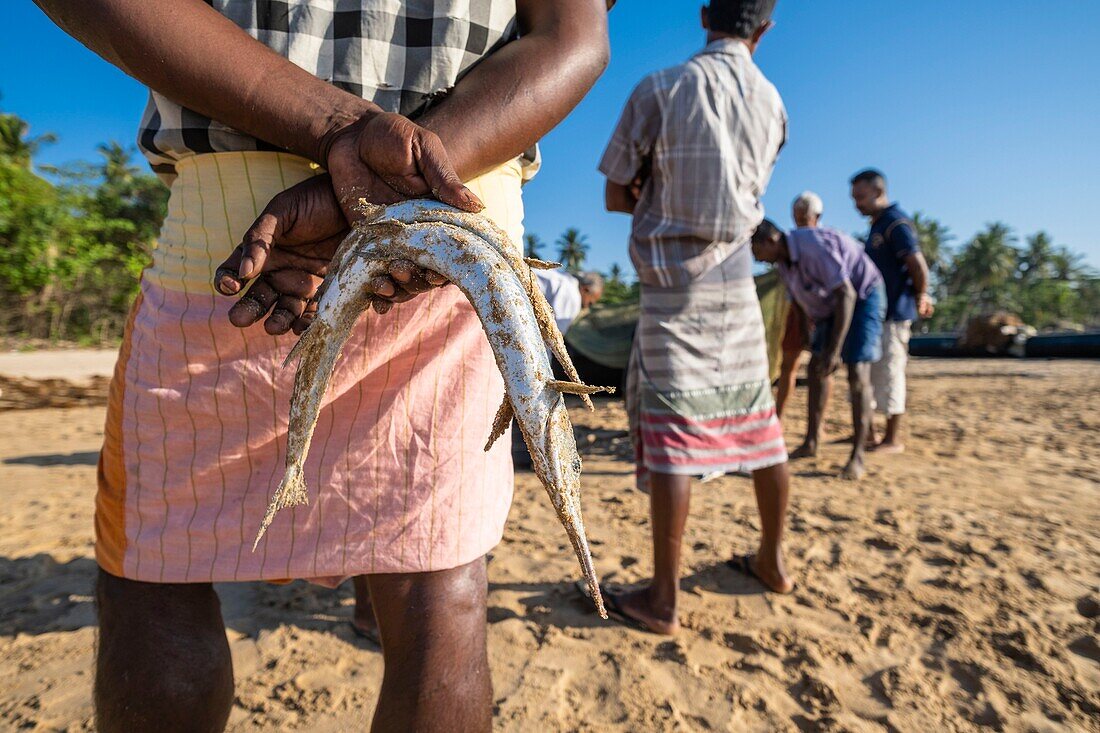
left=137, top=0, right=530, bottom=182
left=599, top=39, right=787, bottom=288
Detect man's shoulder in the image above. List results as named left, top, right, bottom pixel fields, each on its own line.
left=790, top=227, right=835, bottom=256
left=635, top=63, right=688, bottom=95
left=875, top=205, right=914, bottom=233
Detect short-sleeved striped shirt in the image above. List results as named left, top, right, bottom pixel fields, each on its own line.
left=137, top=0, right=534, bottom=182
left=599, top=39, right=786, bottom=288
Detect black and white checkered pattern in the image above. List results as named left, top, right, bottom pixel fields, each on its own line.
left=138, top=0, right=521, bottom=180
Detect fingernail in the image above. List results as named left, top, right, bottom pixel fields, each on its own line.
left=239, top=258, right=254, bottom=279
left=462, top=188, right=484, bottom=211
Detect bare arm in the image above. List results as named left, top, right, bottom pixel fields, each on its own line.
left=904, top=251, right=934, bottom=318
left=818, top=281, right=857, bottom=375
left=418, top=0, right=610, bottom=181
left=793, top=302, right=812, bottom=350
left=32, top=0, right=372, bottom=163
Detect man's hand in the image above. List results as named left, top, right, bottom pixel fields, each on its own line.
left=319, top=111, right=483, bottom=305
left=815, top=351, right=842, bottom=378
left=214, top=175, right=347, bottom=335
left=917, top=292, right=934, bottom=319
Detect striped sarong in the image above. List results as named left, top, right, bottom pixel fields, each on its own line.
left=626, top=244, right=787, bottom=483
left=96, top=151, right=526, bottom=584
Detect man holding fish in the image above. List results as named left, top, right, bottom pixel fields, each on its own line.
left=33, top=0, right=610, bottom=730
left=598, top=0, right=794, bottom=634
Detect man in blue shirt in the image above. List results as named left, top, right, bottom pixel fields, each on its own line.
left=849, top=169, right=934, bottom=453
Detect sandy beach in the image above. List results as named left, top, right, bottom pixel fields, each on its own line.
left=0, top=356, right=1097, bottom=731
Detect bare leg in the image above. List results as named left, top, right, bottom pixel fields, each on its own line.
left=775, top=349, right=802, bottom=420
left=609, top=471, right=690, bottom=635
left=874, top=413, right=906, bottom=453
left=351, top=575, right=379, bottom=638
left=740, top=462, right=794, bottom=593
left=841, top=363, right=873, bottom=479
left=95, top=570, right=234, bottom=733
left=368, top=558, right=492, bottom=732
left=791, top=355, right=829, bottom=459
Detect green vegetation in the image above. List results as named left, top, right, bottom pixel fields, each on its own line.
left=913, top=215, right=1099, bottom=332
left=1, top=103, right=1095, bottom=346
left=555, top=227, right=589, bottom=273
left=1, top=108, right=167, bottom=343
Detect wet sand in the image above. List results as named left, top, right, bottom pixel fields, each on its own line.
left=0, top=358, right=1097, bottom=731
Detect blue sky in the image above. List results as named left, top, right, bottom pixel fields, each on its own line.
left=5, top=1, right=1099, bottom=276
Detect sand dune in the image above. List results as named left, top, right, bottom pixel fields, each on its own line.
left=0, top=358, right=1097, bottom=731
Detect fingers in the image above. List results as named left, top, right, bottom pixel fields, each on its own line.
left=415, top=130, right=484, bottom=212
left=265, top=294, right=308, bottom=336
left=215, top=246, right=246, bottom=295
left=267, top=268, right=323, bottom=301
left=386, top=259, right=435, bottom=294
left=228, top=279, right=279, bottom=328
left=239, top=212, right=279, bottom=279
left=292, top=300, right=318, bottom=335
left=369, top=275, right=396, bottom=299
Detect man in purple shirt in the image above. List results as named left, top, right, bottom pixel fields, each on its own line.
left=752, top=219, right=885, bottom=479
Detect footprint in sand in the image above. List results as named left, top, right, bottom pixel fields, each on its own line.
left=1068, top=635, right=1100, bottom=665
left=991, top=631, right=1049, bottom=674
left=864, top=536, right=900, bottom=552
left=1074, top=594, right=1099, bottom=619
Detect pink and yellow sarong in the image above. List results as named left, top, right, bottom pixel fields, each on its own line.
left=96, top=152, right=526, bottom=584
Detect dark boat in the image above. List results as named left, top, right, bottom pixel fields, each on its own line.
left=1024, top=331, right=1100, bottom=359
left=908, top=333, right=961, bottom=358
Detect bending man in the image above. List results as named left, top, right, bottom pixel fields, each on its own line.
left=752, top=219, right=885, bottom=479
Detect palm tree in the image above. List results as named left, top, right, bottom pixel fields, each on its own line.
left=1049, top=247, right=1085, bottom=281
left=608, top=262, right=625, bottom=285
left=912, top=212, right=952, bottom=295
left=96, top=141, right=141, bottom=188
left=0, top=112, right=56, bottom=166
left=556, top=227, right=589, bottom=272
left=523, top=233, right=544, bottom=259
left=948, top=222, right=1019, bottom=312
left=1019, top=231, right=1056, bottom=283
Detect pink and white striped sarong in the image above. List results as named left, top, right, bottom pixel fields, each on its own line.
left=625, top=244, right=787, bottom=485
left=96, top=152, right=526, bottom=584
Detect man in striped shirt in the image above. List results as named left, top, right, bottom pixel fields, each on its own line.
left=598, top=0, right=793, bottom=635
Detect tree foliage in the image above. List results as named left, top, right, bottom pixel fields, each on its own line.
left=0, top=108, right=168, bottom=343
left=1, top=102, right=1096, bottom=343
left=919, top=216, right=1099, bottom=332
left=556, top=227, right=589, bottom=272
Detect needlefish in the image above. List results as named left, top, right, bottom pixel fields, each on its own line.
left=253, top=199, right=610, bottom=618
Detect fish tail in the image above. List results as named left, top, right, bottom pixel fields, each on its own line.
left=252, top=464, right=309, bottom=551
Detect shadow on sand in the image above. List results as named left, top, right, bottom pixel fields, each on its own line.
left=3, top=451, right=100, bottom=467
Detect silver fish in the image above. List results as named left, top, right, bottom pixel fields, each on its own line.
left=254, top=201, right=610, bottom=617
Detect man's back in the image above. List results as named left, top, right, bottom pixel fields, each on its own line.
left=782, top=227, right=883, bottom=320
left=600, top=38, right=786, bottom=287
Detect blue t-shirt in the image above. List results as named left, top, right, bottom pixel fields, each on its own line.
left=866, top=203, right=920, bottom=321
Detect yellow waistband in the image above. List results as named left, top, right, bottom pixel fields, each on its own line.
left=145, top=151, right=525, bottom=295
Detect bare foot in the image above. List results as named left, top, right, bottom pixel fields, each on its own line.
left=731, top=553, right=795, bottom=594
left=839, top=456, right=865, bottom=480
left=606, top=586, right=679, bottom=636
left=790, top=442, right=817, bottom=460
left=870, top=441, right=905, bottom=455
